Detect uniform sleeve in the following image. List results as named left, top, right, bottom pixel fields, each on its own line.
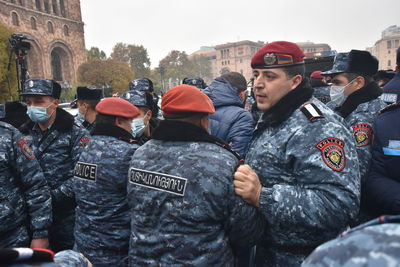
left=224, top=183, right=266, bottom=247
left=258, top=127, right=360, bottom=241
left=52, top=126, right=89, bottom=202
left=226, top=110, right=254, bottom=158
left=364, top=123, right=400, bottom=215
left=11, top=130, right=52, bottom=239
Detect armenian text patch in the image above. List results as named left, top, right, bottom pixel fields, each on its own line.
left=352, top=123, right=372, bottom=147
left=18, top=138, right=35, bottom=160
left=316, top=138, right=346, bottom=172
left=74, top=162, right=97, bottom=181
left=129, top=168, right=187, bottom=196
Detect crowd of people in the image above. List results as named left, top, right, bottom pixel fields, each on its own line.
left=0, top=41, right=400, bottom=267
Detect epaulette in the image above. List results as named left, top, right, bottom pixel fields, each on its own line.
left=378, top=102, right=400, bottom=115
left=0, top=104, right=5, bottom=119
left=300, top=102, right=325, bottom=121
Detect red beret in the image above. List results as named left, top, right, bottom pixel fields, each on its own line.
left=95, top=97, right=139, bottom=118
left=310, top=71, right=324, bottom=79
left=251, top=41, right=305, bottom=69
left=162, top=85, right=215, bottom=117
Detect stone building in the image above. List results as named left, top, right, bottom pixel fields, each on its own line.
left=214, top=40, right=264, bottom=82
left=370, top=25, right=400, bottom=70
left=0, top=0, right=86, bottom=85
left=296, top=42, right=332, bottom=57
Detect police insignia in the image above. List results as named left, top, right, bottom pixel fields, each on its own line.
left=192, top=79, right=197, bottom=85
left=316, top=138, right=346, bottom=172
left=129, top=167, right=187, bottom=196
left=29, top=80, right=34, bottom=88
left=352, top=123, right=372, bottom=147
left=80, top=136, right=90, bottom=149
left=18, top=138, right=35, bottom=160
left=264, top=53, right=276, bottom=65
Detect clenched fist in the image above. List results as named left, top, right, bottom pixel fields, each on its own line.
left=234, top=164, right=262, bottom=207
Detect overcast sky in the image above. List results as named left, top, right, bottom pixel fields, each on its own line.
left=81, top=0, right=399, bottom=67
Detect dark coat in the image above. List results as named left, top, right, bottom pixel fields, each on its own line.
left=202, top=78, right=253, bottom=158
left=382, top=72, right=400, bottom=104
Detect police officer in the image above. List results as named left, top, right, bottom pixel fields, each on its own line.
left=73, top=98, right=140, bottom=266
left=382, top=47, right=400, bottom=104
left=363, top=103, right=400, bottom=216
left=120, top=90, right=159, bottom=145
left=182, top=77, right=208, bottom=89
left=322, top=50, right=386, bottom=187
left=19, top=79, right=89, bottom=252
left=75, top=86, right=103, bottom=132
left=0, top=108, right=52, bottom=248
left=127, top=85, right=265, bottom=266
left=302, top=215, right=400, bottom=267
left=129, top=78, right=160, bottom=117
left=309, top=71, right=330, bottom=104
left=233, top=41, right=360, bottom=266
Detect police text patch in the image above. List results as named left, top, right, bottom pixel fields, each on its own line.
left=129, top=168, right=187, bottom=196
left=352, top=123, right=372, bottom=147
left=74, top=162, right=97, bottom=181
left=316, top=138, right=346, bottom=172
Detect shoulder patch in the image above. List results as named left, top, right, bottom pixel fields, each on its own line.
left=18, top=138, right=35, bottom=160
left=379, top=102, right=400, bottom=114
left=129, top=167, right=187, bottom=196
left=316, top=138, right=346, bottom=172
left=300, top=103, right=325, bottom=121
left=352, top=123, right=373, bottom=147
left=80, top=136, right=90, bottom=149
left=74, top=162, right=97, bottom=182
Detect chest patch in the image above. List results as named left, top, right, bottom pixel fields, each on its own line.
left=18, top=138, right=35, bottom=160
left=80, top=136, right=90, bottom=149
left=316, top=138, right=346, bottom=172
left=129, top=167, right=187, bottom=196
left=352, top=123, right=373, bottom=147
left=74, top=161, right=97, bottom=182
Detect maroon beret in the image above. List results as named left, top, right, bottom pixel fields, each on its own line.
left=310, top=71, right=324, bottom=79
left=251, top=41, right=305, bottom=69
left=96, top=97, right=139, bottom=118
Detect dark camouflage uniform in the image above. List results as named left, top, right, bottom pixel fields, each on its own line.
left=127, top=120, right=265, bottom=266
left=302, top=216, right=400, bottom=267
left=0, top=122, right=52, bottom=248
left=327, top=97, right=386, bottom=182
left=246, top=97, right=360, bottom=266
left=73, top=126, right=139, bottom=267
left=20, top=108, right=88, bottom=252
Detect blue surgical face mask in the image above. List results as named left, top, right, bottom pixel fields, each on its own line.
left=26, top=103, right=54, bottom=123
left=131, top=117, right=147, bottom=138
left=329, top=78, right=356, bottom=106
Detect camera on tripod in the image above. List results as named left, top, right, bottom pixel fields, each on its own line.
left=9, top=33, right=32, bottom=54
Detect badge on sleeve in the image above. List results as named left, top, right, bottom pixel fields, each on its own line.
left=352, top=123, right=372, bottom=147
left=316, top=138, right=346, bottom=172
left=80, top=136, right=90, bottom=149
left=18, top=138, right=35, bottom=160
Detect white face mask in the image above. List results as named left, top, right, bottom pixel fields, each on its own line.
left=329, top=78, right=356, bottom=106
left=131, top=112, right=150, bottom=138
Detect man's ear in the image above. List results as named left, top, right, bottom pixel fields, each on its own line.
left=54, top=98, right=59, bottom=106
left=199, top=115, right=209, bottom=132
left=290, top=75, right=303, bottom=90
left=355, top=76, right=366, bottom=89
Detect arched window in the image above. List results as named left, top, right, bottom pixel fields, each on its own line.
left=11, top=12, right=19, bottom=26
left=30, top=17, right=37, bottom=30
left=63, top=25, right=69, bottom=36
left=47, top=21, right=54, bottom=33
left=35, top=0, right=41, bottom=10
left=51, top=50, right=63, bottom=81
left=59, top=0, right=66, bottom=17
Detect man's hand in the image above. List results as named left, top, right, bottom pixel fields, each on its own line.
left=234, top=164, right=262, bottom=207
left=30, top=238, right=49, bottom=249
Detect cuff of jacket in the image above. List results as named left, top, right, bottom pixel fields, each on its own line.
left=259, top=187, right=276, bottom=220
left=32, top=229, right=49, bottom=239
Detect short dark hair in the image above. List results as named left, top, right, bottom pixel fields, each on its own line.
left=78, top=99, right=100, bottom=110
left=282, top=64, right=305, bottom=78
left=343, top=72, right=373, bottom=84
left=221, top=72, right=247, bottom=92
left=95, top=113, right=130, bottom=125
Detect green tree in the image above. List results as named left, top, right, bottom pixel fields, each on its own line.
left=77, top=59, right=134, bottom=94
left=110, top=43, right=151, bottom=78
left=86, top=47, right=107, bottom=60
left=159, top=50, right=194, bottom=81
left=0, top=24, right=18, bottom=103
left=190, top=55, right=212, bottom=80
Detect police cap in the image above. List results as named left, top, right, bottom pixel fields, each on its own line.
left=76, top=86, right=103, bottom=100
left=128, top=78, right=153, bottom=92
left=20, top=79, right=61, bottom=99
